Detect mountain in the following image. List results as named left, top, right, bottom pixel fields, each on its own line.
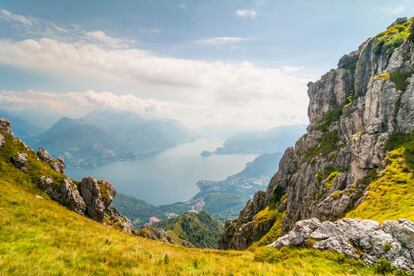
left=220, top=17, right=414, bottom=272
left=153, top=211, right=224, bottom=248
left=30, top=110, right=193, bottom=168
left=30, top=117, right=134, bottom=167
left=0, top=110, right=44, bottom=139
left=81, top=110, right=193, bottom=155
left=114, top=152, right=281, bottom=226
left=113, top=192, right=167, bottom=226
left=210, top=124, right=306, bottom=155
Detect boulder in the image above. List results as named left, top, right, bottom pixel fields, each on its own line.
left=268, top=218, right=414, bottom=273
left=59, top=178, right=86, bottom=215
left=50, top=157, right=65, bottom=174
left=134, top=224, right=172, bottom=243
left=0, top=133, right=4, bottom=147
left=79, top=176, right=133, bottom=232
left=37, top=147, right=52, bottom=162
left=0, top=118, right=12, bottom=134
left=11, top=152, right=28, bottom=172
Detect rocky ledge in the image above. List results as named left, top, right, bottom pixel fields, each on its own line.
left=38, top=175, right=133, bottom=232
left=268, top=218, right=414, bottom=272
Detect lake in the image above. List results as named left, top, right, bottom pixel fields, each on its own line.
left=66, top=139, right=257, bottom=206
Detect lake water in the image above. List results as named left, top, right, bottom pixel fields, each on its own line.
left=66, top=139, right=257, bottom=206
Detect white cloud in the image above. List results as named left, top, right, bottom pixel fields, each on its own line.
left=0, top=90, right=172, bottom=118
left=85, top=30, right=133, bottom=48
left=0, top=9, right=33, bottom=26
left=280, top=65, right=305, bottom=73
left=391, top=6, right=406, bottom=14
left=0, top=37, right=310, bottom=128
left=235, top=9, right=257, bottom=18
left=195, top=36, right=250, bottom=45
left=139, top=28, right=160, bottom=34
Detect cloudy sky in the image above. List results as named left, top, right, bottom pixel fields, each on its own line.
left=0, top=0, right=413, bottom=130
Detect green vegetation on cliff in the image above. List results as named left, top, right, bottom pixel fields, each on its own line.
left=347, top=132, right=414, bottom=222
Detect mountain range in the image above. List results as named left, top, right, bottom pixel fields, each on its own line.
left=209, top=124, right=306, bottom=155
left=27, top=110, right=194, bottom=168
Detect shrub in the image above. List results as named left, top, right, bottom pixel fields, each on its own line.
left=389, top=71, right=413, bottom=91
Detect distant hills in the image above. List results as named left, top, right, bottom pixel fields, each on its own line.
left=210, top=124, right=306, bottom=155
left=153, top=211, right=224, bottom=248
left=0, top=111, right=44, bottom=139
left=27, top=110, right=193, bottom=168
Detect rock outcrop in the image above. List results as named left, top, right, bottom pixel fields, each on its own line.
left=38, top=175, right=133, bottom=232
left=220, top=17, right=414, bottom=250
left=37, top=147, right=65, bottom=174
left=0, top=118, right=12, bottom=134
left=134, top=225, right=172, bottom=243
left=268, top=218, right=414, bottom=273
left=11, top=152, right=28, bottom=172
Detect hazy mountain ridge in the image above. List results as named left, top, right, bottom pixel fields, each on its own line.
left=210, top=125, right=306, bottom=155
left=29, top=110, right=193, bottom=168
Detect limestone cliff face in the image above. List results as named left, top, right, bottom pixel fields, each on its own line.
left=220, top=17, right=414, bottom=249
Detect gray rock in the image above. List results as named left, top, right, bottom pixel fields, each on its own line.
left=0, top=118, right=12, bottom=134
left=37, top=147, right=52, bottom=162
left=134, top=224, right=172, bottom=243
left=79, top=176, right=106, bottom=222
left=268, top=218, right=414, bottom=273
left=0, top=133, right=4, bottom=147
left=11, top=152, right=28, bottom=172
left=50, top=157, right=65, bottom=174
left=79, top=176, right=133, bottom=232
left=59, top=178, right=86, bottom=215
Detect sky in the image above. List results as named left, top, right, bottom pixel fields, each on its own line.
left=0, top=0, right=413, bottom=130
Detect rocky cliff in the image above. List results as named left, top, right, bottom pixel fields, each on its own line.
left=220, top=17, right=414, bottom=251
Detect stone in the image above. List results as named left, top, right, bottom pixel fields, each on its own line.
left=37, top=147, right=52, bottom=162
left=0, top=118, right=12, bottom=134
left=0, top=133, right=4, bottom=147
left=134, top=225, right=172, bottom=243
left=79, top=176, right=133, bottom=232
left=50, top=157, right=65, bottom=174
left=268, top=218, right=414, bottom=273
left=11, top=152, right=28, bottom=171
left=79, top=176, right=106, bottom=222
left=59, top=178, right=86, bottom=215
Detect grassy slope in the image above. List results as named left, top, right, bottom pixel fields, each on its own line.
left=0, top=130, right=378, bottom=275
left=347, top=133, right=414, bottom=222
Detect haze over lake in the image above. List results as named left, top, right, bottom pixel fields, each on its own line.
left=67, top=138, right=256, bottom=205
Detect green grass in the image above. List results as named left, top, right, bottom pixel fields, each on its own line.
left=316, top=107, right=343, bottom=132
left=347, top=132, right=414, bottom=222
left=376, top=18, right=413, bottom=49
left=251, top=208, right=286, bottom=248
left=304, top=131, right=339, bottom=161
left=253, top=247, right=376, bottom=275
left=0, top=174, right=382, bottom=275
left=389, top=71, right=413, bottom=91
